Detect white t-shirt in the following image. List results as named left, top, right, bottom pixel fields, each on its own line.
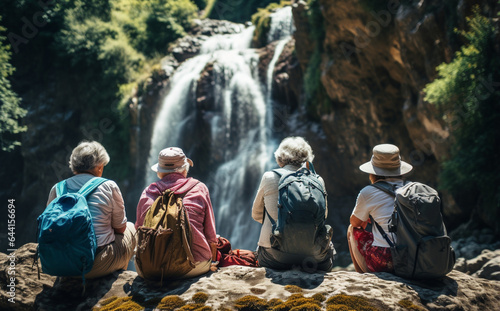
left=47, top=173, right=128, bottom=247
left=351, top=178, right=404, bottom=247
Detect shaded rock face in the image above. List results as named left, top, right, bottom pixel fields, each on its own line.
left=2, top=243, right=500, bottom=311
left=280, top=0, right=499, bottom=230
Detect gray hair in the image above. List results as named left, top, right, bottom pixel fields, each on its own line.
left=69, top=141, right=110, bottom=173
left=274, top=136, right=314, bottom=167
left=157, top=162, right=190, bottom=178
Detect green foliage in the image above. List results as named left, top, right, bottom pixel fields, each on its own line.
left=302, top=0, right=331, bottom=119
left=209, top=0, right=280, bottom=23
left=0, top=18, right=26, bottom=152
left=250, top=1, right=291, bottom=47
left=423, top=7, right=500, bottom=224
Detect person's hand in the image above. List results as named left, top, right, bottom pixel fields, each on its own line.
left=210, top=261, right=219, bottom=272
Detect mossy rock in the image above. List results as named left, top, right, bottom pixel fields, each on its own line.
left=326, top=294, right=380, bottom=311
left=93, top=296, right=144, bottom=311
left=311, top=293, right=326, bottom=303
left=284, top=285, right=303, bottom=293
left=272, top=295, right=321, bottom=311
left=192, top=292, right=210, bottom=304
left=157, top=295, right=186, bottom=310
left=234, top=295, right=269, bottom=311
left=179, top=304, right=212, bottom=311
left=398, top=299, right=426, bottom=311
left=289, top=303, right=322, bottom=311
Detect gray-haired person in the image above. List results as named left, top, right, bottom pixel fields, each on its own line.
left=252, top=136, right=335, bottom=271
left=46, top=141, right=136, bottom=278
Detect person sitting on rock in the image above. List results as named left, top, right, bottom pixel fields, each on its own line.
left=347, top=143, right=413, bottom=273
left=135, top=147, right=218, bottom=278
left=46, top=141, right=136, bottom=279
left=252, top=136, right=336, bottom=271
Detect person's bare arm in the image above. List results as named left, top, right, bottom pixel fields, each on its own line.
left=350, top=214, right=369, bottom=229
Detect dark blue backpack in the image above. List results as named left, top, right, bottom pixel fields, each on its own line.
left=266, top=163, right=332, bottom=256
left=37, top=177, right=107, bottom=280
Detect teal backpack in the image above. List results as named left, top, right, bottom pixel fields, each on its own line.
left=37, top=177, right=107, bottom=281
left=266, top=162, right=332, bottom=257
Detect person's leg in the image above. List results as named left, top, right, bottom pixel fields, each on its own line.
left=257, top=246, right=294, bottom=270
left=86, top=222, right=136, bottom=279
left=347, top=225, right=369, bottom=273
left=181, top=260, right=211, bottom=278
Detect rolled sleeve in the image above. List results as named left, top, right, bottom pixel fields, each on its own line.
left=352, top=189, right=369, bottom=222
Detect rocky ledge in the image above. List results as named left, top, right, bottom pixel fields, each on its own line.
left=1, top=244, right=500, bottom=310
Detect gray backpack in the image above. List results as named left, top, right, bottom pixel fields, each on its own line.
left=265, top=163, right=333, bottom=257
left=370, top=181, right=456, bottom=279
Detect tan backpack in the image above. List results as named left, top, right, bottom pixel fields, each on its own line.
left=135, top=183, right=198, bottom=282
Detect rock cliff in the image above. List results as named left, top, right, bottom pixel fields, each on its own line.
left=2, top=243, right=500, bottom=311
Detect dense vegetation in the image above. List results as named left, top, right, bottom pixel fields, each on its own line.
left=424, top=8, right=500, bottom=230
left=0, top=0, right=201, bottom=181
left=0, top=17, right=26, bottom=152
left=251, top=0, right=291, bottom=47
left=207, top=0, right=280, bottom=23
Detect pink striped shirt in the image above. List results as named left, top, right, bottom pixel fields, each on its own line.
left=135, top=173, right=217, bottom=262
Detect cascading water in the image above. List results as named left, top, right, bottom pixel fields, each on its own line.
left=145, top=7, right=295, bottom=249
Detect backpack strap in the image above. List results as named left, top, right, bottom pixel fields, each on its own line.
left=370, top=181, right=397, bottom=197
left=368, top=181, right=398, bottom=248
left=369, top=215, right=395, bottom=248
left=55, top=180, right=68, bottom=197
left=78, top=177, right=108, bottom=198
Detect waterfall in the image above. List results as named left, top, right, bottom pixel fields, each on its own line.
left=144, top=7, right=295, bottom=250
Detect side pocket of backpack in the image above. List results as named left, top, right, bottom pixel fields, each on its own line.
left=413, top=235, right=453, bottom=279
left=391, top=244, right=410, bottom=278
left=316, top=224, right=333, bottom=254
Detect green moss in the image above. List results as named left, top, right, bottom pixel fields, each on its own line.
left=192, top=292, right=209, bottom=304
left=157, top=295, right=186, bottom=310
left=311, top=293, right=326, bottom=303
left=268, top=298, right=284, bottom=307
left=93, top=296, right=143, bottom=311
left=326, top=306, right=350, bottom=311
left=398, top=299, right=426, bottom=311
left=326, top=294, right=380, bottom=311
left=234, top=295, right=269, bottom=311
left=289, top=303, right=322, bottom=311
left=272, top=295, right=321, bottom=311
left=179, top=304, right=212, bottom=311
left=284, top=285, right=303, bottom=293
left=250, top=1, right=292, bottom=47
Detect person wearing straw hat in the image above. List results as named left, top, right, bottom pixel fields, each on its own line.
left=135, top=147, right=218, bottom=277
left=347, top=144, right=413, bottom=273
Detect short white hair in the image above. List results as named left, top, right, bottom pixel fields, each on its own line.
left=157, top=162, right=190, bottom=178
left=274, top=136, right=314, bottom=167
left=69, top=141, right=110, bottom=173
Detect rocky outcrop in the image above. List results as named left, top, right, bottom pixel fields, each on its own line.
left=282, top=0, right=500, bottom=231
left=2, top=243, right=500, bottom=311
left=170, top=19, right=244, bottom=62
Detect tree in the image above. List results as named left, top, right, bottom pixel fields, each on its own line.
left=424, top=8, right=500, bottom=231
left=0, top=18, right=27, bottom=152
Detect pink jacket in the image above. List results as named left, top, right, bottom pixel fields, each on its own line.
left=135, top=173, right=217, bottom=262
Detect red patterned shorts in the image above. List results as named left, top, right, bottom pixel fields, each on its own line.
left=353, top=227, right=394, bottom=273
